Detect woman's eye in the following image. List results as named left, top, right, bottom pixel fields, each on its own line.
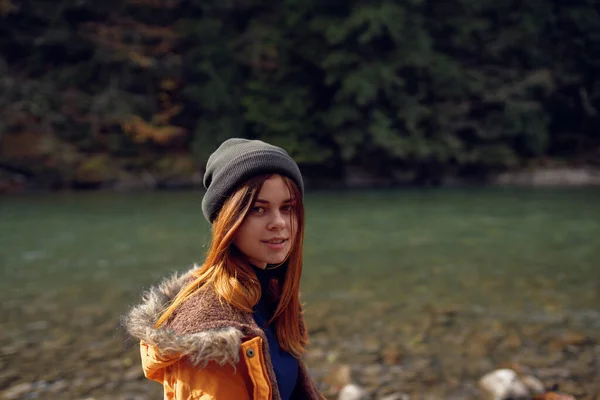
left=251, top=206, right=265, bottom=214
left=282, top=205, right=294, bottom=212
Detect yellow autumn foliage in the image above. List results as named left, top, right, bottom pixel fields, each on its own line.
left=76, top=154, right=121, bottom=183
left=160, top=79, right=178, bottom=91
left=128, top=51, right=154, bottom=68
left=122, top=115, right=185, bottom=144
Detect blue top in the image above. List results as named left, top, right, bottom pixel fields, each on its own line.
left=251, top=266, right=299, bottom=400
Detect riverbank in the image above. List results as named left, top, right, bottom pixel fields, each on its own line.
left=2, top=165, right=600, bottom=194
left=1, top=297, right=597, bottom=399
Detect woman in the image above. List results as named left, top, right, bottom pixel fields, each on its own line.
left=124, top=138, right=322, bottom=400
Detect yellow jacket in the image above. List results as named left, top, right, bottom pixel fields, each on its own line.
left=124, top=268, right=322, bottom=400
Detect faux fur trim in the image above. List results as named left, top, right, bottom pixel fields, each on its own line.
left=122, top=266, right=244, bottom=367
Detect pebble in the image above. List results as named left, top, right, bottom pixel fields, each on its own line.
left=338, top=383, right=368, bottom=400
left=0, top=299, right=594, bottom=399
left=381, top=345, right=400, bottom=365
left=362, top=364, right=383, bottom=377
left=479, top=369, right=529, bottom=400
left=47, top=379, right=70, bottom=393
left=87, top=377, right=106, bottom=390
left=2, top=382, right=33, bottom=399
left=25, top=320, right=49, bottom=331
left=1, top=341, right=26, bottom=356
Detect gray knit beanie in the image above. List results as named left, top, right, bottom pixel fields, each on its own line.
left=201, top=138, right=304, bottom=223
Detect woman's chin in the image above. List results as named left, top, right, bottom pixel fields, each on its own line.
left=267, top=258, right=285, bottom=266
left=265, top=254, right=288, bottom=266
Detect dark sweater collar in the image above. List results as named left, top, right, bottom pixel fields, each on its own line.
left=251, top=264, right=275, bottom=293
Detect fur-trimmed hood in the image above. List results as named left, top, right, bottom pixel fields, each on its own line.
left=123, top=266, right=264, bottom=367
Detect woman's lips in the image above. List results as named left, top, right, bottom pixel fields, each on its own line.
left=262, top=238, right=287, bottom=250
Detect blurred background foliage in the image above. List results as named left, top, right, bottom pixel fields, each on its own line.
left=0, top=0, right=598, bottom=189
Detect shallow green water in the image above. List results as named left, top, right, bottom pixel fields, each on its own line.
left=0, top=188, right=599, bottom=326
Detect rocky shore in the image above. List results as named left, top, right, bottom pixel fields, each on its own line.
left=2, top=165, right=600, bottom=194
left=1, top=296, right=598, bottom=400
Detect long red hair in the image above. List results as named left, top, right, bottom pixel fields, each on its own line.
left=154, top=174, right=307, bottom=357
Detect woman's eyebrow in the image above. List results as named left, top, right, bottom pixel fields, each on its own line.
left=255, top=198, right=294, bottom=204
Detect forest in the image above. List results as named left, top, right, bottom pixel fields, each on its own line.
left=1, top=0, right=598, bottom=189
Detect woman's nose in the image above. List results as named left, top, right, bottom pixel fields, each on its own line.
left=268, top=210, right=286, bottom=230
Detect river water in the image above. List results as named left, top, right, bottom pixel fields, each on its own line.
left=1, top=188, right=599, bottom=398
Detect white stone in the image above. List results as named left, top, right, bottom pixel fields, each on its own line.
left=338, top=383, right=368, bottom=400
left=478, top=369, right=530, bottom=400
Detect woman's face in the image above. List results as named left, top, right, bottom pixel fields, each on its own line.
left=233, top=174, right=298, bottom=269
